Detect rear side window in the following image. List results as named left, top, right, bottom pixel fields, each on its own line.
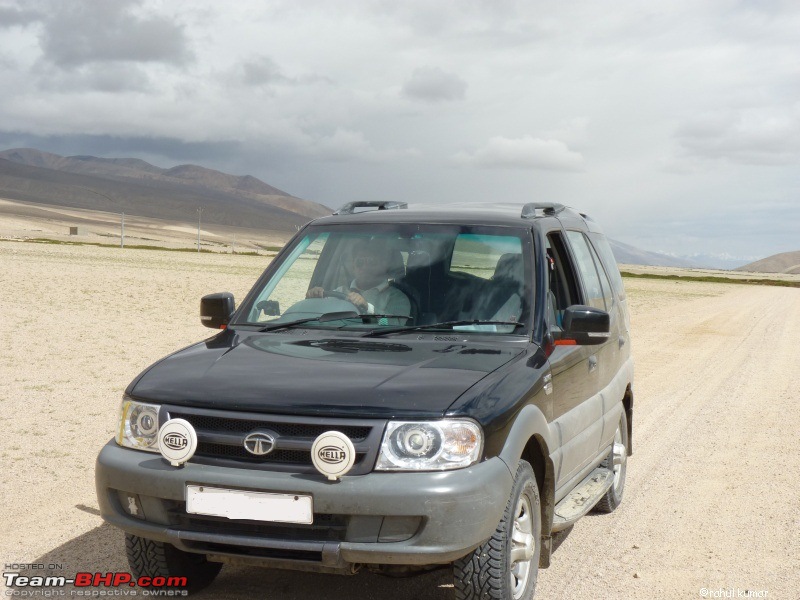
left=450, top=234, right=523, bottom=279
left=588, top=233, right=625, bottom=298
left=566, top=231, right=606, bottom=311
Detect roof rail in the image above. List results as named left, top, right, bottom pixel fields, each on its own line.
left=520, top=202, right=566, bottom=218
left=334, top=201, right=408, bottom=215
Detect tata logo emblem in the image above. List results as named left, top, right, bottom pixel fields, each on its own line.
left=243, top=432, right=276, bottom=456
left=163, top=433, right=188, bottom=451
left=318, top=446, right=347, bottom=464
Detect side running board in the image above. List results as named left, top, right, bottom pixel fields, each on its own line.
left=551, top=467, right=614, bottom=532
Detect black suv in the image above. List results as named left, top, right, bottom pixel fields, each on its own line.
left=96, top=202, right=633, bottom=599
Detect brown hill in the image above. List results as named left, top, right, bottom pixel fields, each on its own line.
left=0, top=148, right=330, bottom=232
left=735, top=251, right=800, bottom=274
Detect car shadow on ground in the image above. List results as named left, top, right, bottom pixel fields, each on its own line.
left=28, top=514, right=454, bottom=599
left=28, top=522, right=129, bottom=577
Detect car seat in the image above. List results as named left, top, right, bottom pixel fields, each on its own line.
left=472, top=253, right=524, bottom=321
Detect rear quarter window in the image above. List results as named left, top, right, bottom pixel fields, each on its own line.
left=587, top=239, right=614, bottom=310
left=588, top=233, right=626, bottom=298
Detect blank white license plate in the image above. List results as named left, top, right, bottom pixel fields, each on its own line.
left=186, top=485, right=313, bottom=524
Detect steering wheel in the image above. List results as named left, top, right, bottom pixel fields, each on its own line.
left=322, top=290, right=349, bottom=300
left=321, top=289, right=368, bottom=315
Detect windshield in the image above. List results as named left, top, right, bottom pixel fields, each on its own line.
left=237, top=223, right=533, bottom=335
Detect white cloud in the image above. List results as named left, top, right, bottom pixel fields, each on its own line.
left=0, top=5, right=42, bottom=28
left=241, top=55, right=291, bottom=86
left=541, top=118, right=590, bottom=148
left=38, top=0, right=191, bottom=68
left=310, top=128, right=375, bottom=162
left=34, top=63, right=152, bottom=93
left=455, top=136, right=585, bottom=171
left=673, top=106, right=800, bottom=166
left=401, top=67, right=467, bottom=102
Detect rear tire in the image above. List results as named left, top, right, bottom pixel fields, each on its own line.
left=594, top=410, right=629, bottom=513
left=125, top=534, right=221, bottom=593
left=453, top=460, right=541, bottom=600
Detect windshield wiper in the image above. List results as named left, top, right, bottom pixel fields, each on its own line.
left=259, top=311, right=359, bottom=332
left=362, top=320, right=524, bottom=338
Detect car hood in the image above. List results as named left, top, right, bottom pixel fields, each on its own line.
left=129, top=329, right=525, bottom=418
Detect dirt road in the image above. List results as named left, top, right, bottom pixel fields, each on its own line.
left=1, top=243, right=798, bottom=598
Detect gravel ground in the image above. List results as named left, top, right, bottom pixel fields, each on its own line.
left=1, top=242, right=798, bottom=599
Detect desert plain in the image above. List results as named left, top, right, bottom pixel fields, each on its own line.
left=1, top=240, right=798, bottom=599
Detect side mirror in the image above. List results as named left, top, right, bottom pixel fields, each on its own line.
left=200, top=292, right=235, bottom=329
left=555, top=305, right=610, bottom=346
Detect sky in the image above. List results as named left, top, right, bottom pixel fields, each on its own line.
left=0, top=0, right=798, bottom=263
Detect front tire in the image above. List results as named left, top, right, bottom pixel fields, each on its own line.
left=453, top=460, right=541, bottom=600
left=125, top=534, right=222, bottom=593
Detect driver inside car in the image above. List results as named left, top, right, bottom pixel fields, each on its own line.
left=306, top=240, right=411, bottom=322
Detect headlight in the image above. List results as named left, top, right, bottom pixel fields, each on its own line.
left=376, top=420, right=483, bottom=471
left=116, top=397, right=161, bottom=452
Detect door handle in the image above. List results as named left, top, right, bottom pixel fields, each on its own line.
left=588, top=355, right=597, bottom=372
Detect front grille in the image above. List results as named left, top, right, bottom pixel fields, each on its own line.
left=194, top=442, right=368, bottom=467
left=164, top=406, right=385, bottom=475
left=196, top=444, right=309, bottom=463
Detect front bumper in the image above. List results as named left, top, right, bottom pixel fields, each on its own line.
left=95, top=441, right=513, bottom=568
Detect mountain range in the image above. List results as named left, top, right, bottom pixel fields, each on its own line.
left=0, top=148, right=330, bottom=234
left=607, top=239, right=700, bottom=268
left=1, top=147, right=793, bottom=272
left=735, top=251, right=800, bottom=275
